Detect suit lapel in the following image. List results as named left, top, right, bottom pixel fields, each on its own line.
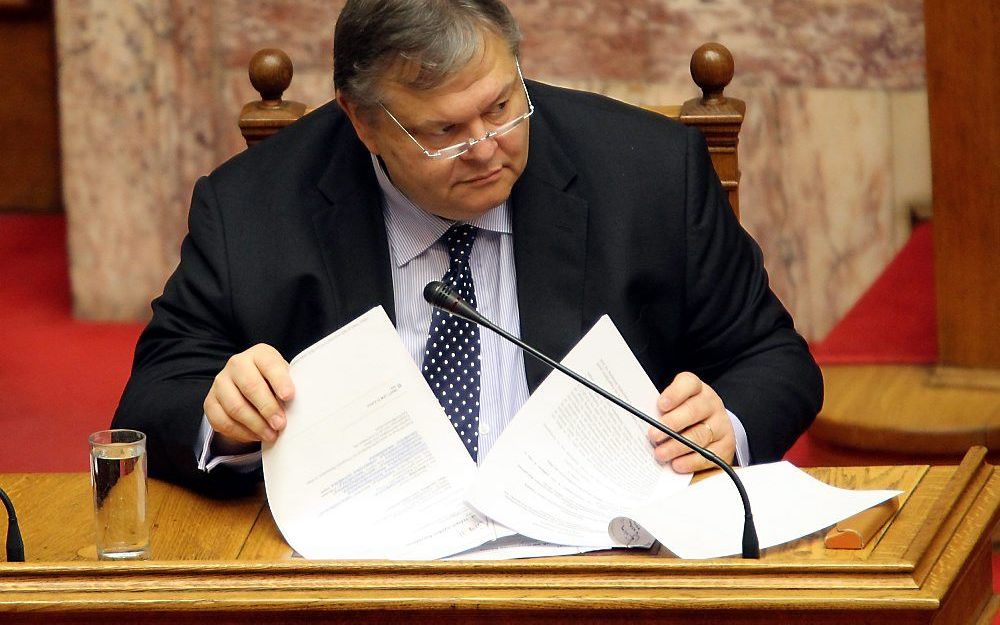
left=313, top=134, right=396, bottom=328
left=512, top=113, right=589, bottom=391
left=305, top=98, right=589, bottom=390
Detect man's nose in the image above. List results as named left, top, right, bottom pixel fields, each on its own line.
left=460, top=122, right=498, bottom=161
left=462, top=134, right=498, bottom=161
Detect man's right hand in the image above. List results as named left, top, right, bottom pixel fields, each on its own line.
left=204, top=344, right=294, bottom=444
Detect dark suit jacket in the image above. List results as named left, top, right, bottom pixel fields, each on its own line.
left=112, top=81, right=823, bottom=495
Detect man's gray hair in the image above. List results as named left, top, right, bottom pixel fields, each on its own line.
left=334, top=0, right=522, bottom=110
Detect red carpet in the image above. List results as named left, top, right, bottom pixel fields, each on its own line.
left=0, top=214, right=143, bottom=473
left=811, top=222, right=937, bottom=364
left=0, top=214, right=996, bottom=601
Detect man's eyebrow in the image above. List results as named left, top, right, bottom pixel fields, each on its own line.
left=411, top=77, right=518, bottom=132
left=412, top=116, right=458, bottom=132
left=489, top=78, right=517, bottom=105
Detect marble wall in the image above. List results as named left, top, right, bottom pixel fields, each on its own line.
left=55, top=0, right=931, bottom=340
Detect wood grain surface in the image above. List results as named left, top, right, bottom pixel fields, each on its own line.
left=924, top=0, right=1000, bottom=370
left=811, top=364, right=1000, bottom=454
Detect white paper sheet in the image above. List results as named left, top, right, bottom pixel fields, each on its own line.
left=262, top=307, right=510, bottom=560
left=628, top=461, right=901, bottom=559
left=445, top=534, right=609, bottom=560
left=467, top=316, right=692, bottom=548
left=465, top=315, right=900, bottom=559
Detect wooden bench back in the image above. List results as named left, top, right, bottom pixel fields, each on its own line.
left=239, top=43, right=744, bottom=216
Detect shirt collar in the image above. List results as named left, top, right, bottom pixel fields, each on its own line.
left=372, top=154, right=512, bottom=268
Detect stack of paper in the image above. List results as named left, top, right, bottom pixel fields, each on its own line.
left=263, top=307, right=899, bottom=561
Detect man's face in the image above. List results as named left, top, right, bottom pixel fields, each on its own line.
left=340, top=30, right=530, bottom=221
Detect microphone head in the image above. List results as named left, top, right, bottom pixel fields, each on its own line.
left=423, top=280, right=486, bottom=325
left=423, top=280, right=454, bottom=309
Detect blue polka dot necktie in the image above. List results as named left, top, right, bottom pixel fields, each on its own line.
left=422, top=224, right=481, bottom=461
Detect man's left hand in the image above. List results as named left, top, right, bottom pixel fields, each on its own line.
left=648, top=372, right=735, bottom=473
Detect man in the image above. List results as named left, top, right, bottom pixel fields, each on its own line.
left=113, top=0, right=822, bottom=495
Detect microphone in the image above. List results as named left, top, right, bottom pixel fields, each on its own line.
left=0, top=487, right=24, bottom=562
left=423, top=280, right=760, bottom=559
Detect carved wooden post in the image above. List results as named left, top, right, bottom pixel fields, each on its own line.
left=239, top=49, right=307, bottom=148
left=679, top=43, right=745, bottom=218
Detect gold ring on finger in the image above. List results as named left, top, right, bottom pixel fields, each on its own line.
left=703, top=421, right=715, bottom=443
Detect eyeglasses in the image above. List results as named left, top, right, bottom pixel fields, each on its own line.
left=379, top=58, right=534, bottom=160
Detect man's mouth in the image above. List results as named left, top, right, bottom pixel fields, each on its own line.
left=462, top=167, right=503, bottom=185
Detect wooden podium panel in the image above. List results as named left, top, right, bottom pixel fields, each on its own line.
left=0, top=449, right=996, bottom=624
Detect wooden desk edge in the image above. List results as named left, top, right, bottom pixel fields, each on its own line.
left=1, top=457, right=996, bottom=622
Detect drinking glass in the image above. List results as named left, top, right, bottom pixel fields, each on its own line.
left=88, top=429, right=149, bottom=560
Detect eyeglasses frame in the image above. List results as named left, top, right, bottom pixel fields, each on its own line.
left=379, top=58, right=534, bottom=160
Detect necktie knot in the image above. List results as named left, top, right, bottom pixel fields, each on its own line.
left=443, top=224, right=478, bottom=264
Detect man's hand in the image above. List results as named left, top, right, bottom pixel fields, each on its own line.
left=648, top=372, right=735, bottom=473
left=204, top=344, right=294, bottom=445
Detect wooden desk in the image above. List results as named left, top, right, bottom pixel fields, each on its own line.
left=0, top=449, right=997, bottom=624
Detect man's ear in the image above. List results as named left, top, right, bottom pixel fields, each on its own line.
left=337, top=94, right=381, bottom=155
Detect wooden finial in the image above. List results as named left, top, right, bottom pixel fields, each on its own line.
left=690, top=42, right=735, bottom=105
left=679, top=42, right=745, bottom=218
left=239, top=48, right=307, bottom=148
left=249, top=48, right=294, bottom=106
